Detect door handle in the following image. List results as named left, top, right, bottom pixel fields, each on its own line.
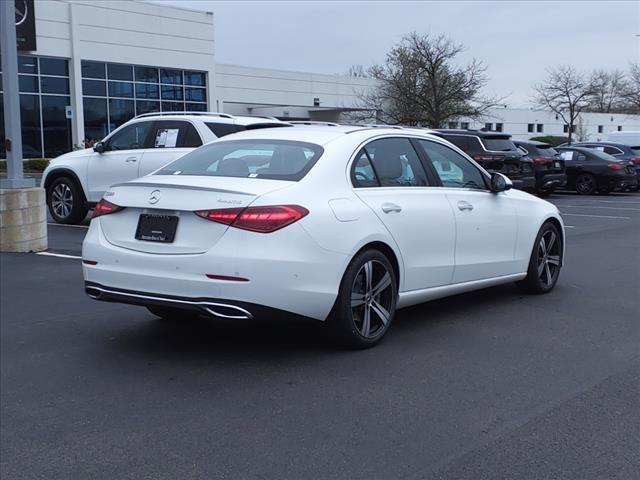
left=457, top=201, right=474, bottom=211
left=125, top=157, right=138, bottom=163
left=381, top=202, right=402, bottom=214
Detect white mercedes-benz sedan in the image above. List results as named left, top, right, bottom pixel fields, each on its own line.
left=82, top=125, right=564, bottom=348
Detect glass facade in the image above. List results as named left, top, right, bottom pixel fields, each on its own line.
left=81, top=61, right=208, bottom=143
left=0, top=55, right=72, bottom=158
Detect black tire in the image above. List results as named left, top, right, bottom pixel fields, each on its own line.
left=328, top=249, right=397, bottom=349
left=517, top=222, right=562, bottom=294
left=46, top=176, right=88, bottom=224
left=536, top=189, right=552, bottom=198
left=146, top=306, right=201, bottom=321
left=575, top=173, right=597, bottom=195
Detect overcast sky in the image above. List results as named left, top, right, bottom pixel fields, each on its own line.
left=159, top=0, right=639, bottom=106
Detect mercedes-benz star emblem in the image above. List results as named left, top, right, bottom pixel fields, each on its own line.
left=15, top=0, right=28, bottom=26
left=148, top=189, right=161, bottom=204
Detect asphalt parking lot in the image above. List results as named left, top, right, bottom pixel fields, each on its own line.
left=1, top=192, right=639, bottom=479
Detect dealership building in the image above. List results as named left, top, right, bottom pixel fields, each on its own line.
left=1, top=0, right=639, bottom=159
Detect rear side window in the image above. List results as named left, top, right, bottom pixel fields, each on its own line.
left=156, top=140, right=323, bottom=181
left=206, top=122, right=245, bottom=138
left=361, top=137, right=428, bottom=187
left=352, top=150, right=379, bottom=187
left=603, top=146, right=623, bottom=156
left=151, top=120, right=202, bottom=148
left=481, top=137, right=518, bottom=151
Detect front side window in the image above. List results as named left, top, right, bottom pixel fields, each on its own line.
left=106, top=121, right=153, bottom=151
left=362, top=137, right=428, bottom=187
left=418, top=140, right=487, bottom=190
left=156, top=140, right=323, bottom=181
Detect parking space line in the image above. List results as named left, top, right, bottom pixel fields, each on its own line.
left=35, top=252, right=82, bottom=260
left=561, top=213, right=631, bottom=219
left=47, top=223, right=89, bottom=229
left=560, top=205, right=640, bottom=211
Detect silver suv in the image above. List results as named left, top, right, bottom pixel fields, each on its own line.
left=41, top=112, right=289, bottom=224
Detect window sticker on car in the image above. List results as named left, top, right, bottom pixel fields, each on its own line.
left=560, top=151, right=573, bottom=161
left=155, top=129, right=179, bottom=148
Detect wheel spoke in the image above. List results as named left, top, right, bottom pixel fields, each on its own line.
left=546, top=232, right=556, bottom=254
left=363, top=261, right=373, bottom=293
left=360, top=305, right=371, bottom=337
left=537, top=259, right=545, bottom=275
left=351, top=293, right=365, bottom=308
left=539, top=236, right=547, bottom=256
left=371, top=271, right=391, bottom=297
left=547, top=255, right=560, bottom=266
left=370, top=300, right=390, bottom=326
left=544, top=262, right=552, bottom=285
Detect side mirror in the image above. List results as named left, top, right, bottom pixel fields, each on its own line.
left=490, top=172, right=512, bottom=193
left=93, top=142, right=105, bottom=153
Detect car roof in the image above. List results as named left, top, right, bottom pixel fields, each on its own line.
left=434, top=129, right=512, bottom=138
left=209, top=124, right=445, bottom=146
left=572, top=141, right=630, bottom=149
left=557, top=146, right=595, bottom=152
left=131, top=112, right=290, bottom=126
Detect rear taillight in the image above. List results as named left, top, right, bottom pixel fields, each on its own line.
left=629, top=157, right=640, bottom=164
left=92, top=199, right=123, bottom=218
left=473, top=154, right=503, bottom=162
left=195, top=205, right=309, bottom=233
left=532, top=156, right=553, bottom=165
left=607, top=163, right=625, bottom=171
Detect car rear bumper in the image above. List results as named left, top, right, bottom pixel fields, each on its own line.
left=599, top=174, right=638, bottom=191
left=82, top=218, right=348, bottom=321
left=536, top=173, right=567, bottom=191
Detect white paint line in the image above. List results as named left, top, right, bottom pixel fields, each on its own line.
left=564, top=225, right=576, bottom=228
left=559, top=205, right=640, bottom=211
left=560, top=213, right=631, bottom=219
left=47, top=223, right=89, bottom=229
left=35, top=252, right=82, bottom=260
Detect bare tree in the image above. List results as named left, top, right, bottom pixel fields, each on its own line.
left=346, top=64, right=369, bottom=78
left=622, top=62, right=640, bottom=113
left=587, top=69, right=627, bottom=113
left=355, top=32, right=501, bottom=127
left=533, top=66, right=594, bottom=145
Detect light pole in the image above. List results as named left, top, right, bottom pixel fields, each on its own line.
left=1, top=0, right=47, bottom=252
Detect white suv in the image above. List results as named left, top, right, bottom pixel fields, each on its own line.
left=42, top=112, right=289, bottom=224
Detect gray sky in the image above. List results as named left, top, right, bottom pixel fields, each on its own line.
left=159, top=0, right=640, bottom=106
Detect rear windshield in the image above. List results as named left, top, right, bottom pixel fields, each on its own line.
left=588, top=149, right=621, bottom=161
left=537, top=144, right=558, bottom=156
left=481, top=137, right=518, bottom=152
left=156, top=140, right=324, bottom=181
left=630, top=147, right=640, bottom=155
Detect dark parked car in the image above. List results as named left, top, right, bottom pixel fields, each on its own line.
left=514, top=140, right=567, bottom=195
left=556, top=146, right=637, bottom=195
left=569, top=141, right=640, bottom=190
left=434, top=130, right=535, bottom=190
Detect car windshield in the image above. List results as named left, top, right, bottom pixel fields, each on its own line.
left=481, top=137, right=518, bottom=151
left=155, top=139, right=324, bottom=181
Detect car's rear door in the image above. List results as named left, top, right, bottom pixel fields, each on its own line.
left=138, top=120, right=203, bottom=176
left=352, top=136, right=455, bottom=291
left=416, top=139, right=519, bottom=283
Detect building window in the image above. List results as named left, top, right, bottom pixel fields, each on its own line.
left=81, top=60, right=208, bottom=143
left=484, top=123, right=492, bottom=131
left=617, top=125, right=622, bottom=131
left=460, top=122, right=469, bottom=129
left=527, top=123, right=534, bottom=133
left=598, top=125, right=603, bottom=133
left=536, top=124, right=543, bottom=133
left=448, top=121, right=459, bottom=129
left=495, top=123, right=503, bottom=132
left=0, top=55, right=72, bottom=158
left=563, top=124, right=569, bottom=133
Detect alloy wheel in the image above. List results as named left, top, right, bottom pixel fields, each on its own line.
left=51, top=183, right=73, bottom=219
left=576, top=174, right=595, bottom=194
left=537, top=230, right=561, bottom=288
left=350, top=260, right=394, bottom=339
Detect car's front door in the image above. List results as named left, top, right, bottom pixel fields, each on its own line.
left=138, top=120, right=203, bottom=176
left=416, top=139, right=519, bottom=283
left=86, top=121, right=154, bottom=201
left=559, top=149, right=586, bottom=186
left=352, top=137, right=456, bottom=291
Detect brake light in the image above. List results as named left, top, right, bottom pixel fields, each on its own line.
left=92, top=199, right=123, bottom=218
left=473, top=154, right=503, bottom=162
left=532, top=156, right=553, bottom=165
left=629, top=156, right=640, bottom=164
left=195, top=205, right=309, bottom=233
left=607, top=163, right=625, bottom=170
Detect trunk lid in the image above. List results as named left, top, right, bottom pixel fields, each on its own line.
left=99, top=175, right=291, bottom=254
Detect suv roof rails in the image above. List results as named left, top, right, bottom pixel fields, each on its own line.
left=341, top=123, right=406, bottom=129
left=289, top=121, right=341, bottom=126
left=134, top=111, right=235, bottom=119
